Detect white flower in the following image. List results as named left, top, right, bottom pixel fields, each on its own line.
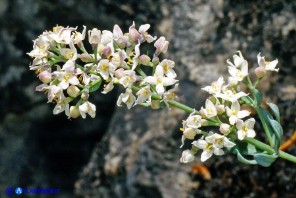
left=192, top=132, right=235, bottom=162
left=42, top=85, right=64, bottom=102
left=79, top=101, right=96, bottom=118
left=228, top=62, right=248, bottom=82
left=200, top=99, right=217, bottom=118
left=257, top=53, right=279, bottom=72
left=143, top=65, right=178, bottom=96
left=192, top=139, right=221, bottom=162
left=117, top=88, right=136, bottom=109
left=59, top=42, right=77, bottom=61
left=201, top=76, right=224, bottom=95
left=101, top=81, right=114, bottom=94
left=49, top=26, right=76, bottom=44
left=113, top=24, right=127, bottom=48
left=236, top=118, right=256, bottom=140
left=101, top=30, right=113, bottom=45
left=88, top=28, right=101, bottom=46
left=135, top=85, right=152, bottom=105
left=53, top=98, right=70, bottom=117
left=54, top=68, right=80, bottom=90
left=180, top=150, right=195, bottom=163
left=118, top=70, right=137, bottom=88
left=72, top=25, right=87, bottom=45
left=27, top=36, right=50, bottom=59
left=97, top=59, right=116, bottom=80
left=226, top=100, right=250, bottom=125
left=216, top=87, right=248, bottom=102
left=185, top=114, right=202, bottom=129
left=205, top=133, right=235, bottom=149
left=158, top=59, right=176, bottom=78
left=227, top=51, right=246, bottom=68
left=138, top=24, right=156, bottom=43
left=180, top=127, right=200, bottom=148
left=131, top=41, right=141, bottom=70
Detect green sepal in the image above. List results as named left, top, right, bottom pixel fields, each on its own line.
left=254, top=153, right=278, bottom=167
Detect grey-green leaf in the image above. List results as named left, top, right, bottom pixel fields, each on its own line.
left=254, top=153, right=278, bottom=167
left=236, top=149, right=257, bottom=165
left=270, top=119, right=283, bottom=150
left=267, top=102, right=280, bottom=122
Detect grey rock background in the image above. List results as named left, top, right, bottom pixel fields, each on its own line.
left=0, top=0, right=296, bottom=197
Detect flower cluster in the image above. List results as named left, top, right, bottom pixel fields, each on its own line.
left=180, top=51, right=279, bottom=163
left=28, top=23, right=178, bottom=118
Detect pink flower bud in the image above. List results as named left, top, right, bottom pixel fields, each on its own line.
left=115, top=68, right=125, bottom=78
left=67, top=85, right=80, bottom=97
left=38, top=70, right=52, bottom=83
left=116, top=37, right=127, bottom=48
left=255, top=66, right=266, bottom=78
left=102, top=46, right=111, bottom=58
left=79, top=53, right=93, bottom=62
left=139, top=55, right=151, bottom=65
left=154, top=36, right=169, bottom=55
left=129, top=28, right=141, bottom=42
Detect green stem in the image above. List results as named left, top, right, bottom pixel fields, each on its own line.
left=245, top=137, right=296, bottom=164
left=246, top=76, right=274, bottom=147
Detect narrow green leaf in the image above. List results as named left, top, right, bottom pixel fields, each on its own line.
left=254, top=153, right=278, bottom=167
left=253, top=89, right=262, bottom=105
left=240, top=96, right=255, bottom=107
left=267, top=102, right=280, bottom=122
left=89, top=80, right=102, bottom=93
left=270, top=119, right=283, bottom=150
left=236, top=149, right=257, bottom=165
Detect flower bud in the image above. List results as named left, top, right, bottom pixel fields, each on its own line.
left=115, top=68, right=125, bottom=78
left=255, top=66, right=266, bottom=79
left=115, top=37, right=127, bottom=48
left=219, top=123, right=231, bottom=135
left=129, top=28, right=141, bottom=42
left=81, top=91, right=89, bottom=101
left=183, top=128, right=197, bottom=139
left=69, top=106, right=80, bottom=118
left=67, top=85, right=80, bottom=98
left=102, top=46, right=111, bottom=58
left=201, top=119, right=208, bottom=126
left=154, top=36, right=169, bottom=55
left=152, top=56, right=159, bottom=65
left=88, top=28, right=101, bottom=47
left=216, top=104, right=225, bottom=114
left=79, top=53, right=93, bottom=62
left=180, top=150, right=195, bottom=163
left=38, top=70, right=52, bottom=84
left=139, top=55, right=151, bottom=66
